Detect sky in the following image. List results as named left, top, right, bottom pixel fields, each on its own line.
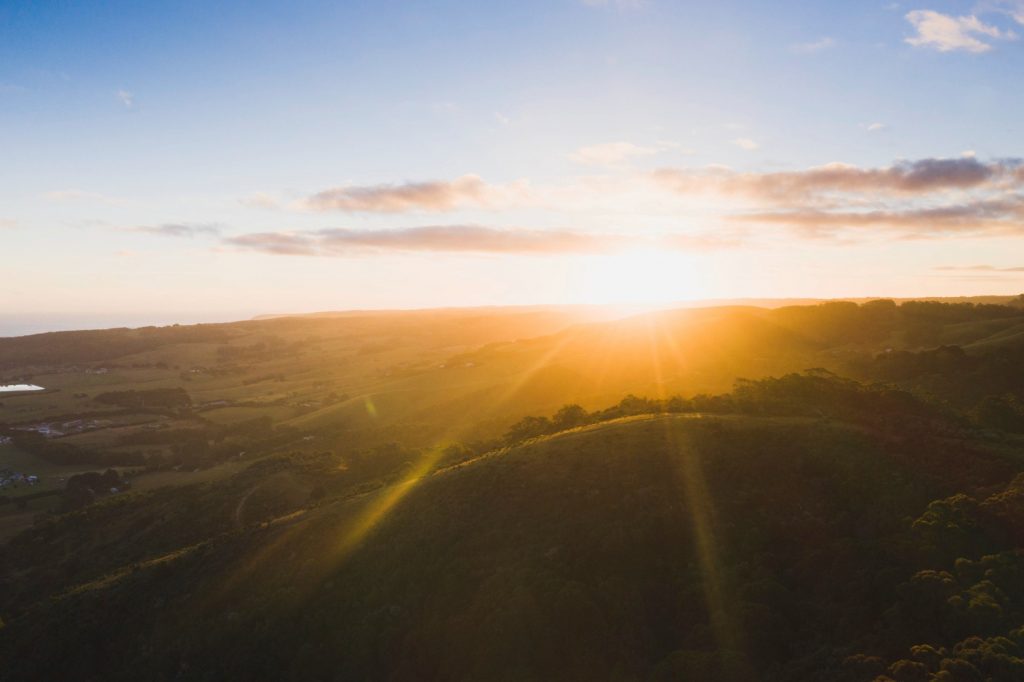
left=2, top=0, right=1024, bottom=328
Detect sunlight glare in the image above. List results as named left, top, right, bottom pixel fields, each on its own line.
left=577, top=248, right=705, bottom=305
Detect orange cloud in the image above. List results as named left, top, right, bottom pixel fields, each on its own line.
left=130, top=223, right=222, bottom=237
left=733, top=197, right=1024, bottom=238
left=934, top=264, right=1024, bottom=272
left=302, top=175, right=489, bottom=213
left=224, top=225, right=737, bottom=257
left=654, top=157, right=1021, bottom=202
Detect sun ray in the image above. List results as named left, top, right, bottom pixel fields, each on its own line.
left=331, top=443, right=447, bottom=559
left=639, top=313, right=745, bottom=668
left=479, top=330, right=576, bottom=414
left=666, top=420, right=745, bottom=666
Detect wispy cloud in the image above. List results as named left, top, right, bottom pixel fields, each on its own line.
left=732, top=138, right=760, bottom=151
left=790, top=37, right=836, bottom=53
left=44, top=189, right=129, bottom=206
left=116, top=89, right=134, bottom=108
left=653, top=157, right=1022, bottom=201
left=302, top=175, right=492, bottom=213
left=983, top=0, right=1024, bottom=25
left=240, top=192, right=282, bottom=210
left=569, top=141, right=660, bottom=166
left=430, top=100, right=458, bottom=115
left=131, top=223, right=222, bottom=238
left=863, top=122, right=887, bottom=132
left=0, top=218, right=16, bottom=229
left=904, top=10, right=1016, bottom=52
left=732, top=198, right=1024, bottom=238
left=227, top=225, right=621, bottom=256
left=224, top=224, right=737, bottom=257
left=934, top=264, right=1024, bottom=272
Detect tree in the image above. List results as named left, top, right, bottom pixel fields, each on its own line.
left=504, top=416, right=553, bottom=443
left=552, top=404, right=589, bottom=431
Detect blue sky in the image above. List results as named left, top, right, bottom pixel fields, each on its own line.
left=2, top=0, right=1024, bottom=323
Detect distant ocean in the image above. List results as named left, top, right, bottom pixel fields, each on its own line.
left=0, top=313, right=254, bottom=338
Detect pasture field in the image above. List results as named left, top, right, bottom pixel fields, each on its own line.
left=0, top=441, right=105, bottom=493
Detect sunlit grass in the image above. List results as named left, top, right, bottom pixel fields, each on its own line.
left=332, top=444, right=447, bottom=559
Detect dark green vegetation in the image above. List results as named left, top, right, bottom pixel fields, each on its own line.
left=3, top=299, right=1024, bottom=680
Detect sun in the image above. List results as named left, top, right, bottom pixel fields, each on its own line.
left=576, top=248, right=705, bottom=305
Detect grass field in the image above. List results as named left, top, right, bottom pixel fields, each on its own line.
left=129, top=458, right=254, bottom=491
left=0, top=441, right=104, bottom=489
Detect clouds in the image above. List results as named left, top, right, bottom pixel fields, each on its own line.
left=302, top=175, right=491, bottom=213
left=240, top=192, right=282, bottom=210
left=732, top=138, right=760, bottom=151
left=654, top=157, right=1021, bottom=201
left=789, top=157, right=1001, bottom=194
left=44, top=189, right=129, bottom=206
left=733, top=198, right=1024, bottom=238
left=988, top=0, right=1024, bottom=25
left=131, top=223, right=222, bottom=238
left=223, top=225, right=738, bottom=257
left=905, top=10, right=1017, bottom=52
left=654, top=157, right=1024, bottom=239
left=569, top=142, right=660, bottom=166
left=226, top=225, right=627, bottom=256
left=790, top=37, right=836, bottom=54
left=229, top=155, right=1024, bottom=260
left=934, top=264, right=1024, bottom=272
left=116, top=89, right=134, bottom=108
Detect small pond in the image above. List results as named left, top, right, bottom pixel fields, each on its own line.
left=0, top=384, right=45, bottom=393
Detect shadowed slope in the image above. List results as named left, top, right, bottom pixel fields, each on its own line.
left=5, top=412, right=1007, bottom=681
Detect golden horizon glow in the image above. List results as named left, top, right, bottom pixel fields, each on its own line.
left=577, top=248, right=707, bottom=305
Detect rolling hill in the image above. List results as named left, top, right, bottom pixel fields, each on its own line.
left=5, top=300, right=1024, bottom=680
left=4, top=389, right=1024, bottom=680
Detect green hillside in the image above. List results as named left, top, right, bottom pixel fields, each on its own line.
left=4, top=301, right=1024, bottom=680
left=2, top=385, right=1023, bottom=680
